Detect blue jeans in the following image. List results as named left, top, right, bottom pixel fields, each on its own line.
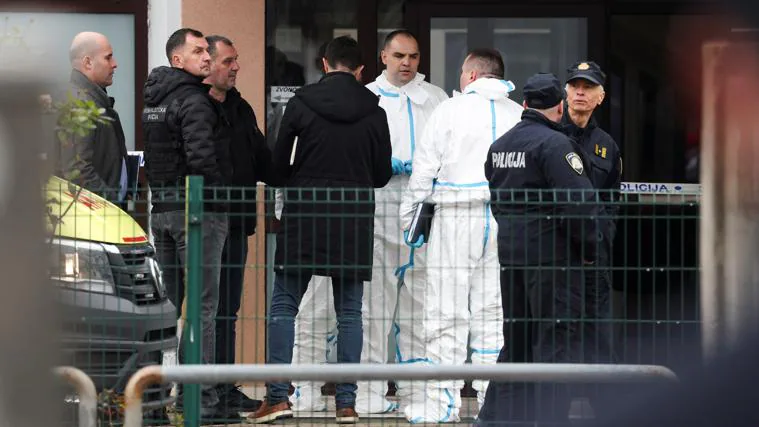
left=267, top=272, right=364, bottom=409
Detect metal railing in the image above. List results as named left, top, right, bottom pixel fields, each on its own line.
left=55, top=366, right=97, bottom=427
left=123, top=362, right=678, bottom=427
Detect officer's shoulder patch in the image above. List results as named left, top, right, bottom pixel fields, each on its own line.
left=565, top=152, right=584, bottom=175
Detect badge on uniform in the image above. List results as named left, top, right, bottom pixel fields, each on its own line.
left=594, top=144, right=607, bottom=159
left=565, top=152, right=584, bottom=175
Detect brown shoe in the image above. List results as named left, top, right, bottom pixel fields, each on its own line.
left=248, top=400, right=293, bottom=424
left=336, top=407, right=359, bottom=424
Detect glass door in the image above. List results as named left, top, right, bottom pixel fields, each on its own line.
left=429, top=17, right=588, bottom=100
left=408, top=2, right=604, bottom=101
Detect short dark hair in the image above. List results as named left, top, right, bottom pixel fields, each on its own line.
left=165, top=28, right=204, bottom=63
left=324, top=35, right=362, bottom=71
left=383, top=29, right=418, bottom=49
left=315, top=41, right=330, bottom=74
left=466, top=48, right=505, bottom=79
left=206, top=35, right=234, bottom=59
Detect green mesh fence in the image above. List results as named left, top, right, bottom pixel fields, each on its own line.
left=49, top=176, right=699, bottom=427
left=197, top=180, right=698, bottom=426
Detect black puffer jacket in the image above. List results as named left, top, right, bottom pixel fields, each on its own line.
left=272, top=72, right=392, bottom=281
left=222, top=88, right=272, bottom=235
left=143, top=66, right=230, bottom=212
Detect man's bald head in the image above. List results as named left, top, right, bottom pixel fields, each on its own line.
left=69, top=32, right=103, bottom=64
left=69, top=32, right=118, bottom=88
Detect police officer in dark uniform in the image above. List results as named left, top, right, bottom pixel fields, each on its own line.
left=477, top=73, right=601, bottom=427
left=562, top=61, right=622, bottom=365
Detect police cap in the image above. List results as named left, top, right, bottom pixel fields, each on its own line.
left=566, top=61, right=606, bottom=86
left=523, top=72, right=563, bottom=109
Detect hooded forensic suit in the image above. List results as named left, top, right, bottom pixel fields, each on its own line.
left=399, top=77, right=522, bottom=423
left=358, top=71, right=448, bottom=413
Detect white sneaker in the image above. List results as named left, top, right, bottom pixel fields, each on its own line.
left=290, top=385, right=327, bottom=412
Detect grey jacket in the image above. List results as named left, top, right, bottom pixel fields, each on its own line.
left=59, top=70, right=128, bottom=203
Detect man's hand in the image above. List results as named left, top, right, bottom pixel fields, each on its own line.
left=391, top=157, right=405, bottom=175
left=403, top=160, right=413, bottom=175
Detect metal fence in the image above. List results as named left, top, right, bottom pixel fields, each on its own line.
left=46, top=175, right=700, bottom=426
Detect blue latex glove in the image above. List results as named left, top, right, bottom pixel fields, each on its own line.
left=403, top=229, right=424, bottom=248
left=403, top=160, right=413, bottom=175
left=391, top=157, right=405, bottom=175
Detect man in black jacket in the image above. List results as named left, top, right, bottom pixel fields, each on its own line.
left=204, top=34, right=269, bottom=415
left=478, top=73, right=601, bottom=427
left=59, top=32, right=128, bottom=205
left=250, top=36, right=392, bottom=424
left=142, top=27, right=231, bottom=421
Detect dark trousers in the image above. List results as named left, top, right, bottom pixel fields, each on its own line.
left=215, top=226, right=249, bottom=393
left=266, top=272, right=364, bottom=409
left=477, top=264, right=613, bottom=426
left=151, top=210, right=228, bottom=412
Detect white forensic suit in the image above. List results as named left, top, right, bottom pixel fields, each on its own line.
left=354, top=71, right=448, bottom=414
left=399, top=77, right=522, bottom=423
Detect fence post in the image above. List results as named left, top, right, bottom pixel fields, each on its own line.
left=184, top=175, right=204, bottom=427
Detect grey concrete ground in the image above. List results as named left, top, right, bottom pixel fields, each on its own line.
left=162, top=385, right=478, bottom=426
left=158, top=385, right=595, bottom=426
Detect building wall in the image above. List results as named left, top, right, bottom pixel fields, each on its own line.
left=183, top=0, right=266, bottom=122
left=148, top=0, right=182, bottom=71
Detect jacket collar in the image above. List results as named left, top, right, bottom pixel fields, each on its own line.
left=373, top=70, right=430, bottom=107
left=561, top=104, right=597, bottom=132
left=223, top=87, right=242, bottom=107
left=462, top=77, right=516, bottom=100
left=521, top=108, right=564, bottom=132
left=70, top=69, right=112, bottom=107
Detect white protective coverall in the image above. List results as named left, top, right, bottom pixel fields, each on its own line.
left=399, top=77, right=522, bottom=423
left=354, top=71, right=448, bottom=414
